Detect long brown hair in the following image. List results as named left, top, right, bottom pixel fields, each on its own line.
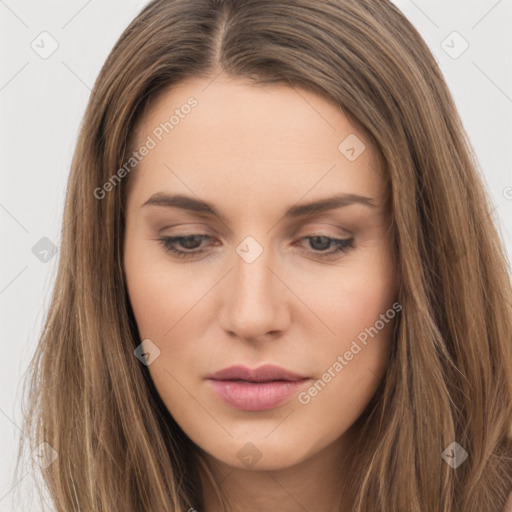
left=17, top=0, right=512, bottom=510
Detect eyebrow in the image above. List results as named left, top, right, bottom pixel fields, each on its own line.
left=141, top=192, right=377, bottom=222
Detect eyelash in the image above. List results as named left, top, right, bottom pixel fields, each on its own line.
left=157, top=234, right=355, bottom=260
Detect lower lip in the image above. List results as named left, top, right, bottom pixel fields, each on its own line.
left=206, top=379, right=309, bottom=411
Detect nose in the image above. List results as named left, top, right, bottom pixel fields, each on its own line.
left=219, top=243, right=290, bottom=342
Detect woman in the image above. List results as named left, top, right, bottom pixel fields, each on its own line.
left=18, top=0, right=512, bottom=510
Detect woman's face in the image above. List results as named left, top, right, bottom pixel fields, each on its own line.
left=123, top=75, right=398, bottom=472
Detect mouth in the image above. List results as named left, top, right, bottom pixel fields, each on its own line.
left=205, top=364, right=310, bottom=411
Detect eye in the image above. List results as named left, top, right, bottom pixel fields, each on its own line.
left=157, top=233, right=355, bottom=260
left=158, top=234, right=213, bottom=258
left=295, top=235, right=355, bottom=259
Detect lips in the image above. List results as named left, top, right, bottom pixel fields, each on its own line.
left=206, top=364, right=307, bottom=383
left=205, top=364, right=310, bottom=411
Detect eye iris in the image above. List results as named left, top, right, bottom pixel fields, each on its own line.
left=180, top=235, right=203, bottom=250
left=308, top=236, right=332, bottom=251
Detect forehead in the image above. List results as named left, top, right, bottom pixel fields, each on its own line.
left=127, top=76, right=386, bottom=211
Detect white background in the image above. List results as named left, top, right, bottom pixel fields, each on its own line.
left=1, top=1, right=511, bottom=510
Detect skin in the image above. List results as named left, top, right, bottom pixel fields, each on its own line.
left=123, top=75, right=398, bottom=511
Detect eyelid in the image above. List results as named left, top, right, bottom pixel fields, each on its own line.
left=157, top=218, right=355, bottom=245
left=157, top=224, right=219, bottom=240
left=297, top=221, right=354, bottom=237
left=159, top=220, right=353, bottom=237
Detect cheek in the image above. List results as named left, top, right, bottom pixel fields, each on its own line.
left=298, top=247, right=397, bottom=407
left=123, top=243, right=204, bottom=409
left=296, top=299, right=397, bottom=438
left=291, top=244, right=397, bottom=345
left=124, top=237, right=202, bottom=340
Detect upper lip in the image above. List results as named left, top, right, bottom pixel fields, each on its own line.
left=206, top=364, right=308, bottom=382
